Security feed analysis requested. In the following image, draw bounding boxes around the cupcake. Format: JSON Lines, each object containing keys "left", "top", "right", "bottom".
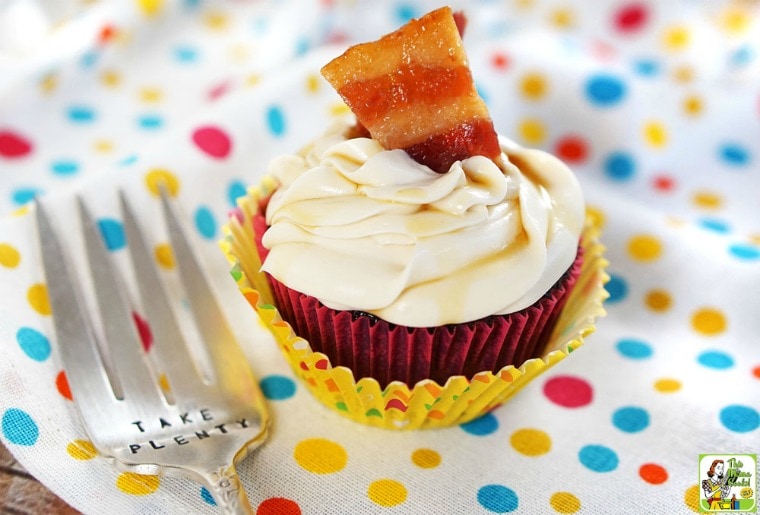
{"left": 222, "top": 7, "right": 607, "bottom": 429}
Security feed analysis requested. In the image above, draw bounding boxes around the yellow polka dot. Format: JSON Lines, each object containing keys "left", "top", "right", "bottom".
{"left": 293, "top": 438, "right": 347, "bottom": 474}
{"left": 100, "top": 70, "right": 121, "bottom": 88}
{"left": 628, "top": 234, "right": 663, "bottom": 262}
{"left": 585, "top": 205, "right": 606, "bottom": 230}
{"left": 116, "top": 472, "right": 160, "bottom": 495}
{"left": 139, "top": 87, "right": 162, "bottom": 103}
{"left": 154, "top": 243, "right": 175, "bottom": 269}
{"left": 643, "top": 121, "right": 668, "bottom": 149}
{"left": 644, "top": 289, "right": 672, "bottom": 312}
{"left": 245, "top": 74, "right": 261, "bottom": 88}
{"left": 67, "top": 440, "right": 97, "bottom": 460}
{"left": 518, "top": 118, "right": 547, "bottom": 145}
{"left": 750, "top": 233, "right": 760, "bottom": 246}
{"left": 367, "top": 479, "right": 407, "bottom": 507}
{"left": 691, "top": 190, "right": 723, "bottom": 210}
{"left": 684, "top": 484, "right": 700, "bottom": 513}
{"left": 515, "top": 0, "right": 535, "bottom": 9}
{"left": 203, "top": 11, "right": 228, "bottom": 30}
{"left": 683, "top": 94, "right": 703, "bottom": 116}
{"left": 519, "top": 72, "right": 548, "bottom": 101}
{"left": 228, "top": 44, "right": 250, "bottom": 62}
{"left": 27, "top": 284, "right": 51, "bottom": 316}
{"left": 510, "top": 428, "right": 551, "bottom": 457}
{"left": 0, "top": 243, "right": 21, "bottom": 268}
{"left": 550, "top": 491, "right": 581, "bottom": 513}
{"left": 158, "top": 373, "right": 171, "bottom": 395}
{"left": 305, "top": 74, "right": 321, "bottom": 94}
{"left": 672, "top": 65, "right": 694, "bottom": 83}
{"left": 654, "top": 378, "right": 681, "bottom": 393}
{"left": 93, "top": 140, "right": 114, "bottom": 153}
{"left": 136, "top": 0, "right": 163, "bottom": 17}
{"left": 40, "top": 73, "right": 58, "bottom": 94}
{"left": 411, "top": 448, "right": 441, "bottom": 469}
{"left": 691, "top": 307, "right": 727, "bottom": 336}
{"left": 549, "top": 8, "right": 574, "bottom": 29}
{"left": 662, "top": 25, "right": 690, "bottom": 51}
{"left": 719, "top": 8, "right": 750, "bottom": 34}
{"left": 12, "top": 205, "right": 29, "bottom": 217}
{"left": 145, "top": 169, "right": 180, "bottom": 197}
{"left": 330, "top": 102, "right": 352, "bottom": 117}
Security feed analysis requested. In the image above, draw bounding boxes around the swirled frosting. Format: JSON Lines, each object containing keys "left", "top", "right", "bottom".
{"left": 261, "top": 120, "right": 584, "bottom": 327}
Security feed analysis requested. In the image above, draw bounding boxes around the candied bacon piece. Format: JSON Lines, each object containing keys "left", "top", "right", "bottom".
{"left": 321, "top": 7, "right": 500, "bottom": 173}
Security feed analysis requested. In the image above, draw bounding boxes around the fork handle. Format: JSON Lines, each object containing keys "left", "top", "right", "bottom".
{"left": 201, "top": 464, "right": 254, "bottom": 514}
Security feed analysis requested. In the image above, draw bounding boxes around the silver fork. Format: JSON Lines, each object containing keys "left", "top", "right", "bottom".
{"left": 35, "top": 190, "right": 269, "bottom": 514}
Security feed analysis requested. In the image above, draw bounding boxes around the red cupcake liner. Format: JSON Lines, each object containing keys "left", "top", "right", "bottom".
{"left": 254, "top": 211, "right": 583, "bottom": 388}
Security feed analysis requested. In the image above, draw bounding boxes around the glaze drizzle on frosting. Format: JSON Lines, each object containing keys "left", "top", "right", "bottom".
{"left": 261, "top": 120, "right": 584, "bottom": 327}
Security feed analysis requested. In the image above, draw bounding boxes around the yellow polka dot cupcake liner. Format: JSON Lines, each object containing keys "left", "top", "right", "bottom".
{"left": 221, "top": 177, "right": 609, "bottom": 430}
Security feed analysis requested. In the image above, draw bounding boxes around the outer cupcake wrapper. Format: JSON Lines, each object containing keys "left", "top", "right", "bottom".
{"left": 221, "top": 176, "right": 609, "bottom": 430}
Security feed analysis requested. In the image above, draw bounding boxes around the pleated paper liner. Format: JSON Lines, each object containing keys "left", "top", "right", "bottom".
{"left": 221, "top": 176, "right": 609, "bottom": 429}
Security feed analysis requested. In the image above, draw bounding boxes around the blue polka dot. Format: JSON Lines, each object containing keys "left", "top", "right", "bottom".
{"left": 699, "top": 218, "right": 731, "bottom": 234}
{"left": 729, "top": 243, "right": 760, "bottom": 261}
{"left": 578, "top": 444, "right": 618, "bottom": 473}
{"left": 51, "top": 160, "right": 79, "bottom": 176}
{"left": 183, "top": 0, "right": 201, "bottom": 9}
{"left": 97, "top": 218, "right": 126, "bottom": 251}
{"left": 718, "top": 143, "right": 750, "bottom": 167}
{"left": 584, "top": 74, "right": 627, "bottom": 107}
{"left": 194, "top": 206, "right": 217, "bottom": 240}
{"left": 295, "top": 36, "right": 310, "bottom": 56}
{"left": 16, "top": 327, "right": 51, "bottom": 362}
{"left": 260, "top": 375, "right": 296, "bottom": 401}
{"left": 730, "top": 45, "right": 754, "bottom": 67}
{"left": 200, "top": 486, "right": 216, "bottom": 506}
{"left": 266, "top": 105, "right": 286, "bottom": 137}
{"left": 11, "top": 187, "right": 41, "bottom": 206}
{"left": 460, "top": 412, "right": 499, "bottom": 436}
{"left": 80, "top": 50, "right": 99, "bottom": 68}
{"left": 477, "top": 484, "right": 518, "bottom": 513}
{"left": 118, "top": 154, "right": 138, "bottom": 167}
{"left": 633, "top": 59, "right": 660, "bottom": 77}
{"left": 603, "top": 151, "right": 636, "bottom": 181}
{"left": 605, "top": 274, "right": 628, "bottom": 304}
{"left": 612, "top": 406, "right": 650, "bottom": 433}
{"left": 697, "top": 350, "right": 734, "bottom": 370}
{"left": 395, "top": 3, "right": 420, "bottom": 24}
{"left": 719, "top": 405, "right": 759, "bottom": 433}
{"left": 137, "top": 114, "right": 164, "bottom": 130}
{"left": 67, "top": 105, "right": 96, "bottom": 124}
{"left": 2, "top": 408, "right": 39, "bottom": 446}
{"left": 173, "top": 45, "right": 199, "bottom": 63}
{"left": 616, "top": 338, "right": 652, "bottom": 360}
{"left": 227, "top": 180, "right": 247, "bottom": 207}
{"left": 251, "top": 17, "right": 269, "bottom": 34}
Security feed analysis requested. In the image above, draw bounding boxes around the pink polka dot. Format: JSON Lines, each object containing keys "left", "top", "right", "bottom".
{"left": 208, "top": 80, "right": 231, "bottom": 101}
{"left": 192, "top": 126, "right": 232, "bottom": 159}
{"left": 613, "top": 3, "right": 650, "bottom": 34}
{"left": 543, "top": 375, "right": 593, "bottom": 408}
{"left": 132, "top": 311, "right": 152, "bottom": 352}
{"left": 0, "top": 130, "right": 33, "bottom": 158}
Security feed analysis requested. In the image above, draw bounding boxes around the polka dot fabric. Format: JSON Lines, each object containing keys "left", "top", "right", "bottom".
{"left": 0, "top": 1, "right": 758, "bottom": 513}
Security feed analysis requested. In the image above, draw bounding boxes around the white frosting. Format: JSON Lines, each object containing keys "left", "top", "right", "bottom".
{"left": 262, "top": 120, "right": 585, "bottom": 327}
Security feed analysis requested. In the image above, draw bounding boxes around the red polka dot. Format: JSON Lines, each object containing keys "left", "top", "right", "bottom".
{"left": 543, "top": 375, "right": 593, "bottom": 408}
{"left": 208, "top": 81, "right": 231, "bottom": 101}
{"left": 132, "top": 311, "right": 153, "bottom": 353}
{"left": 490, "top": 51, "right": 510, "bottom": 71}
{"left": 98, "top": 24, "right": 116, "bottom": 44}
{"left": 257, "top": 497, "right": 301, "bottom": 515}
{"left": 652, "top": 174, "right": 676, "bottom": 192}
{"left": 192, "top": 126, "right": 232, "bottom": 159}
{"left": 554, "top": 135, "right": 589, "bottom": 164}
{"left": 0, "top": 130, "right": 33, "bottom": 158}
{"left": 639, "top": 463, "right": 669, "bottom": 484}
{"left": 614, "top": 3, "right": 650, "bottom": 34}
{"left": 752, "top": 365, "right": 760, "bottom": 380}
{"left": 56, "top": 370, "right": 72, "bottom": 401}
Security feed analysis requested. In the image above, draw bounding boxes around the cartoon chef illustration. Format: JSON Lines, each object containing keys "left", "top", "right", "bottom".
{"left": 702, "top": 459, "right": 731, "bottom": 509}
